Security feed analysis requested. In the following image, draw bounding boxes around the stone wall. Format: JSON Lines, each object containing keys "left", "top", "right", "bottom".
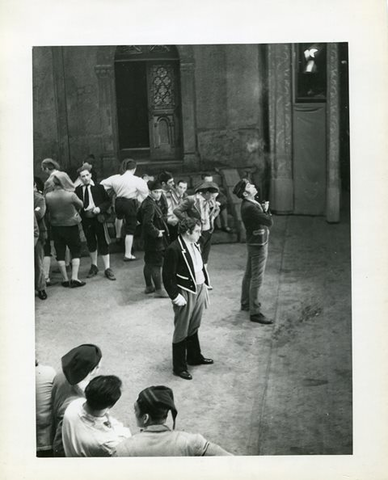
{"left": 33, "top": 47, "right": 58, "bottom": 168}
{"left": 194, "top": 44, "right": 266, "bottom": 171}
{"left": 33, "top": 44, "right": 268, "bottom": 178}
{"left": 62, "top": 47, "right": 102, "bottom": 168}
{"left": 33, "top": 46, "right": 103, "bottom": 177}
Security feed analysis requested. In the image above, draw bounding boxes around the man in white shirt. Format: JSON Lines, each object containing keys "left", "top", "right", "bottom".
{"left": 101, "top": 158, "right": 149, "bottom": 261}
{"left": 62, "top": 375, "right": 131, "bottom": 457}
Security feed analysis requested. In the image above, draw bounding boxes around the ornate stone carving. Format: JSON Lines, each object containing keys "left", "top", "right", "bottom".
{"left": 94, "top": 63, "right": 116, "bottom": 157}
{"left": 267, "top": 44, "right": 294, "bottom": 213}
{"left": 180, "top": 62, "right": 194, "bottom": 73}
{"left": 94, "top": 65, "right": 114, "bottom": 78}
{"left": 150, "top": 65, "right": 176, "bottom": 108}
{"left": 116, "top": 45, "right": 172, "bottom": 55}
{"left": 268, "top": 44, "right": 293, "bottom": 179}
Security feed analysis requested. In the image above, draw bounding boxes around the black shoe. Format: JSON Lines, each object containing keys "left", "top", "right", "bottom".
{"left": 144, "top": 286, "right": 156, "bottom": 294}
{"left": 104, "top": 268, "right": 116, "bottom": 281}
{"left": 61, "top": 281, "right": 70, "bottom": 288}
{"left": 187, "top": 358, "right": 214, "bottom": 366}
{"left": 87, "top": 264, "right": 99, "bottom": 278}
{"left": 37, "top": 290, "right": 47, "bottom": 300}
{"left": 70, "top": 280, "right": 86, "bottom": 288}
{"left": 173, "top": 370, "right": 192, "bottom": 380}
{"left": 250, "top": 313, "right": 273, "bottom": 324}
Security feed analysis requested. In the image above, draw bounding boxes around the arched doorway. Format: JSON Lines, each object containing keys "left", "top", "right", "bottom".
{"left": 114, "top": 45, "right": 183, "bottom": 161}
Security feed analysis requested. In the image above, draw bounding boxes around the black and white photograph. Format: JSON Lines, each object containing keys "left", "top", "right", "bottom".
{"left": 2, "top": 0, "right": 388, "bottom": 479}
{"left": 33, "top": 41, "right": 352, "bottom": 458}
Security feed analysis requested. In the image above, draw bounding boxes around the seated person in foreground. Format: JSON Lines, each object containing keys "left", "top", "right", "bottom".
{"left": 113, "top": 385, "right": 232, "bottom": 457}
{"left": 62, "top": 375, "right": 131, "bottom": 457}
{"left": 51, "top": 343, "right": 102, "bottom": 456}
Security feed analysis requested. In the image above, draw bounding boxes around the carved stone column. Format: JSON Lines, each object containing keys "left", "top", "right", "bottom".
{"left": 326, "top": 44, "right": 341, "bottom": 223}
{"left": 179, "top": 61, "right": 199, "bottom": 169}
{"left": 267, "top": 44, "right": 293, "bottom": 213}
{"left": 95, "top": 64, "right": 118, "bottom": 174}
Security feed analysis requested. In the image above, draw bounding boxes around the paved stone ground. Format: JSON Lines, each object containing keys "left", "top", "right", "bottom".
{"left": 35, "top": 212, "right": 352, "bottom": 456}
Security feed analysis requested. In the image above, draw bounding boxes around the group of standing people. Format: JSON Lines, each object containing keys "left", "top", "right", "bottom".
{"left": 34, "top": 158, "right": 224, "bottom": 301}
{"left": 35, "top": 156, "right": 275, "bottom": 427}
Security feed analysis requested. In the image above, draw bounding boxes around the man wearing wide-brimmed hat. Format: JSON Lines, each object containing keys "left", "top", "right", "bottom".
{"left": 173, "top": 180, "right": 220, "bottom": 267}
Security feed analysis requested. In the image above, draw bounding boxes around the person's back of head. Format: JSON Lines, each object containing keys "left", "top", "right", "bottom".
{"left": 85, "top": 375, "right": 122, "bottom": 410}
{"left": 120, "top": 158, "right": 137, "bottom": 174}
{"left": 51, "top": 171, "right": 76, "bottom": 192}
{"left": 61, "top": 344, "right": 102, "bottom": 386}
{"left": 135, "top": 385, "right": 177, "bottom": 429}
{"left": 41, "top": 158, "right": 60, "bottom": 173}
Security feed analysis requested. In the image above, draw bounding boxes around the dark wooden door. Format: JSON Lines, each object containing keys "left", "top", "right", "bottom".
{"left": 147, "top": 62, "right": 181, "bottom": 160}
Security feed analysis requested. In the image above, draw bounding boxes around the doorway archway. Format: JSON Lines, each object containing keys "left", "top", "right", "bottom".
{"left": 114, "top": 45, "right": 183, "bottom": 161}
{"left": 95, "top": 45, "right": 198, "bottom": 173}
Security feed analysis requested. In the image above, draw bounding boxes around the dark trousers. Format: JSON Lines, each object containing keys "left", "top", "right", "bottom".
{"left": 51, "top": 225, "right": 81, "bottom": 260}
{"left": 172, "top": 331, "right": 204, "bottom": 373}
{"left": 199, "top": 229, "right": 212, "bottom": 264}
{"left": 241, "top": 243, "right": 269, "bottom": 315}
{"left": 83, "top": 217, "right": 109, "bottom": 255}
{"left": 168, "top": 224, "right": 179, "bottom": 242}
{"left": 115, "top": 197, "right": 138, "bottom": 234}
{"left": 143, "top": 264, "right": 163, "bottom": 290}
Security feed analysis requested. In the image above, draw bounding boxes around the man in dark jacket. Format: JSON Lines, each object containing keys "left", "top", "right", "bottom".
{"left": 162, "top": 218, "right": 213, "bottom": 380}
{"left": 233, "top": 179, "right": 274, "bottom": 325}
{"left": 139, "top": 180, "right": 170, "bottom": 297}
{"left": 75, "top": 163, "right": 116, "bottom": 280}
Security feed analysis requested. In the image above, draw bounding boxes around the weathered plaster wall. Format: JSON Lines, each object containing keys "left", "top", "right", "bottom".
{"left": 194, "top": 44, "right": 266, "bottom": 170}
{"left": 62, "top": 47, "right": 102, "bottom": 168}
{"left": 195, "top": 45, "right": 227, "bottom": 130}
{"left": 33, "top": 46, "right": 104, "bottom": 177}
{"left": 33, "top": 47, "right": 58, "bottom": 172}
